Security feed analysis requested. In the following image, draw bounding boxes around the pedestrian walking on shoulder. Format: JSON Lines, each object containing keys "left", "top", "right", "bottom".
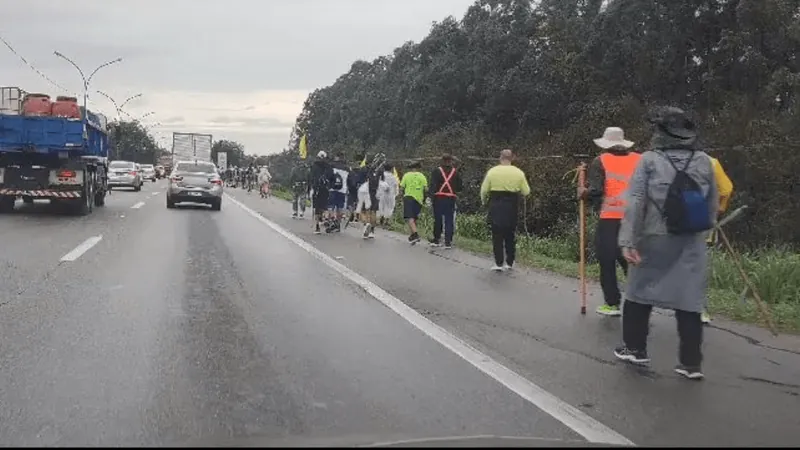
{"left": 578, "top": 127, "right": 640, "bottom": 317}
{"left": 615, "top": 107, "right": 718, "bottom": 380}
{"left": 480, "top": 149, "right": 531, "bottom": 271}
{"left": 308, "top": 151, "right": 336, "bottom": 235}
{"left": 377, "top": 163, "right": 399, "bottom": 226}
{"left": 399, "top": 161, "right": 427, "bottom": 245}
{"left": 429, "top": 154, "right": 462, "bottom": 249}
{"left": 289, "top": 162, "right": 310, "bottom": 218}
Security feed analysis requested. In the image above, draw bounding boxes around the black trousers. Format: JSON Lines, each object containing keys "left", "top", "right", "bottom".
{"left": 595, "top": 218, "right": 628, "bottom": 306}
{"left": 432, "top": 197, "right": 456, "bottom": 245}
{"left": 623, "top": 300, "right": 704, "bottom": 367}
{"left": 491, "top": 224, "right": 516, "bottom": 267}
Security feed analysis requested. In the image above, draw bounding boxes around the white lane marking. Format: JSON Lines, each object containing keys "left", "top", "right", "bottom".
{"left": 151, "top": 191, "right": 160, "bottom": 196}
{"left": 60, "top": 235, "right": 103, "bottom": 262}
{"left": 225, "top": 195, "right": 634, "bottom": 446}
{"left": 131, "top": 202, "right": 145, "bottom": 209}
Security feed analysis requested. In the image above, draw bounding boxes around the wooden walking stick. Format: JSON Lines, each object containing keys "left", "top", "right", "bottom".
{"left": 578, "top": 163, "right": 588, "bottom": 314}
{"left": 716, "top": 226, "right": 779, "bottom": 337}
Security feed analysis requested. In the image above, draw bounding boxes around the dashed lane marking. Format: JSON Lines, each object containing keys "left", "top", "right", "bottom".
{"left": 60, "top": 235, "right": 103, "bottom": 262}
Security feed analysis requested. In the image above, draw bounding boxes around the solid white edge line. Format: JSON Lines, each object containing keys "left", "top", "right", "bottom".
{"left": 60, "top": 235, "right": 103, "bottom": 262}
{"left": 225, "top": 194, "right": 635, "bottom": 447}
{"left": 131, "top": 202, "right": 145, "bottom": 209}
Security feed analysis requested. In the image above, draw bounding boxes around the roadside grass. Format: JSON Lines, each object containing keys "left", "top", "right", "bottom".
{"left": 271, "top": 188, "right": 800, "bottom": 333}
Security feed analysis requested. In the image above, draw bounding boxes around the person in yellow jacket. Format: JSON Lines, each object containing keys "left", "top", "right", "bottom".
{"left": 703, "top": 155, "right": 734, "bottom": 324}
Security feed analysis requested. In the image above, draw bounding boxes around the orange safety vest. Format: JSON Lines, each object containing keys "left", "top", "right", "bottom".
{"left": 599, "top": 152, "right": 641, "bottom": 219}
{"left": 435, "top": 167, "right": 457, "bottom": 197}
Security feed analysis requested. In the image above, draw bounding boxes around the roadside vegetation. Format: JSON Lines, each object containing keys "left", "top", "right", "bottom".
{"left": 265, "top": 0, "right": 800, "bottom": 333}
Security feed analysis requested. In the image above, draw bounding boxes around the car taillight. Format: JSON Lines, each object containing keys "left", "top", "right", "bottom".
{"left": 210, "top": 178, "right": 222, "bottom": 185}
{"left": 130, "top": 171, "right": 138, "bottom": 176}
{"left": 170, "top": 176, "right": 183, "bottom": 182}
{"left": 57, "top": 169, "right": 76, "bottom": 178}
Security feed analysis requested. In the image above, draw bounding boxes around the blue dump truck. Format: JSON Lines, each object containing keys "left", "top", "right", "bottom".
{"left": 0, "top": 105, "right": 109, "bottom": 215}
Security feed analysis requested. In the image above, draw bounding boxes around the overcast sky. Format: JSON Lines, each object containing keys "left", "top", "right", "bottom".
{"left": 1, "top": 0, "right": 475, "bottom": 155}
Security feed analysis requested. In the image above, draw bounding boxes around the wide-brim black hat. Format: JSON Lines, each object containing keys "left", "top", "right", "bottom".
{"left": 647, "top": 106, "right": 697, "bottom": 139}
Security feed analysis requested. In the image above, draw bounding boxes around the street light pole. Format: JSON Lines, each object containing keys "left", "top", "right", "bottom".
{"left": 119, "top": 93, "right": 142, "bottom": 111}
{"left": 53, "top": 51, "right": 122, "bottom": 117}
{"left": 136, "top": 111, "right": 155, "bottom": 121}
{"left": 95, "top": 90, "right": 121, "bottom": 121}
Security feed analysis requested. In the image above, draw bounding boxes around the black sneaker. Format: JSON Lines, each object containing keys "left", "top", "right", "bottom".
{"left": 444, "top": 243, "right": 453, "bottom": 249}
{"left": 409, "top": 233, "right": 421, "bottom": 245}
{"left": 674, "top": 365, "right": 704, "bottom": 380}
{"left": 292, "top": 213, "right": 298, "bottom": 219}
{"left": 429, "top": 240, "right": 441, "bottom": 248}
{"left": 614, "top": 346, "right": 650, "bottom": 365}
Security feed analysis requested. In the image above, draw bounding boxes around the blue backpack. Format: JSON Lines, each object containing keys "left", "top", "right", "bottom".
{"left": 658, "top": 152, "right": 713, "bottom": 234}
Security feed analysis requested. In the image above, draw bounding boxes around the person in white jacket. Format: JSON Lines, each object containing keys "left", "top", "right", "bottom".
{"left": 377, "top": 163, "right": 399, "bottom": 226}
{"left": 258, "top": 166, "right": 272, "bottom": 198}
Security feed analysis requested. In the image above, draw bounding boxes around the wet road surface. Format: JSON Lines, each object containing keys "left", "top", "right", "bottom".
{"left": 0, "top": 181, "right": 798, "bottom": 447}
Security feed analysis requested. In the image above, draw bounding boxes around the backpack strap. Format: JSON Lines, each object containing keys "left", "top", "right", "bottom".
{"left": 648, "top": 150, "right": 698, "bottom": 216}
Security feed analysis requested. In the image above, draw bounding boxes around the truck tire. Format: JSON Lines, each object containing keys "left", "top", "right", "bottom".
{"left": 74, "top": 179, "right": 94, "bottom": 216}
{"left": 0, "top": 197, "right": 14, "bottom": 213}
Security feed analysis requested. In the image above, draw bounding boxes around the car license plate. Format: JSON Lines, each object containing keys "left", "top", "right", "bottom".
{"left": 188, "top": 192, "right": 202, "bottom": 197}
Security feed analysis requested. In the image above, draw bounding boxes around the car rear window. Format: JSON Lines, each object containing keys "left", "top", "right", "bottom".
{"left": 141, "top": 165, "right": 154, "bottom": 169}
{"left": 175, "top": 163, "right": 216, "bottom": 174}
{"left": 109, "top": 161, "right": 134, "bottom": 169}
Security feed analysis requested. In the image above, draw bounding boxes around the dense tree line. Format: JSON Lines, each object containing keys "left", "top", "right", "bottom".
{"left": 108, "top": 121, "right": 170, "bottom": 164}
{"left": 272, "top": 0, "right": 799, "bottom": 247}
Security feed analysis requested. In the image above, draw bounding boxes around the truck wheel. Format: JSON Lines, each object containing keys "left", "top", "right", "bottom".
{"left": 75, "top": 180, "right": 94, "bottom": 216}
{"left": 0, "top": 197, "right": 14, "bottom": 213}
{"left": 94, "top": 189, "right": 106, "bottom": 207}
{"left": 22, "top": 196, "right": 34, "bottom": 204}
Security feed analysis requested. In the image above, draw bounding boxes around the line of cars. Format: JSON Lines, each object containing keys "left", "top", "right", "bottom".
{"left": 107, "top": 159, "right": 224, "bottom": 211}
{"left": 107, "top": 160, "right": 158, "bottom": 191}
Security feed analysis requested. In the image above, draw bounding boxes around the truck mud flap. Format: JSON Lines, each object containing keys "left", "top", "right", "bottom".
{"left": 0, "top": 189, "right": 81, "bottom": 198}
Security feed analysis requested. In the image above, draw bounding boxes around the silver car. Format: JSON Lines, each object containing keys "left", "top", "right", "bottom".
{"left": 140, "top": 164, "right": 157, "bottom": 182}
{"left": 107, "top": 160, "right": 143, "bottom": 191}
{"left": 166, "top": 160, "right": 223, "bottom": 210}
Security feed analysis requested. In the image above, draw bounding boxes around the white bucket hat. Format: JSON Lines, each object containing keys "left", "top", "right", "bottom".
{"left": 593, "top": 127, "right": 634, "bottom": 149}
{"left": 317, "top": 150, "right": 327, "bottom": 159}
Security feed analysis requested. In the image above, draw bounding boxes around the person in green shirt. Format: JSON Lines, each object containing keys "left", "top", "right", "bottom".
{"left": 400, "top": 161, "right": 428, "bottom": 244}
{"left": 480, "top": 149, "right": 531, "bottom": 271}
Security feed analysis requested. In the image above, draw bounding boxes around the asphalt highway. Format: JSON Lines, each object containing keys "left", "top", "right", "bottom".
{"left": 0, "top": 181, "right": 797, "bottom": 447}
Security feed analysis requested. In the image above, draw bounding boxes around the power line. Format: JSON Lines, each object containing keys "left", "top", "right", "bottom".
{"left": 0, "top": 33, "right": 102, "bottom": 109}
{"left": 0, "top": 34, "right": 75, "bottom": 94}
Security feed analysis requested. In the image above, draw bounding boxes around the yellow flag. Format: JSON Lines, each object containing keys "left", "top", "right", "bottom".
{"left": 360, "top": 156, "right": 367, "bottom": 167}
{"left": 393, "top": 167, "right": 399, "bottom": 181}
{"left": 299, "top": 135, "right": 308, "bottom": 159}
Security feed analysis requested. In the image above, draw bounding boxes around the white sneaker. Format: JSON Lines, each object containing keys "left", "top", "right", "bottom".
{"left": 503, "top": 263, "right": 513, "bottom": 271}
{"left": 490, "top": 265, "right": 504, "bottom": 272}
